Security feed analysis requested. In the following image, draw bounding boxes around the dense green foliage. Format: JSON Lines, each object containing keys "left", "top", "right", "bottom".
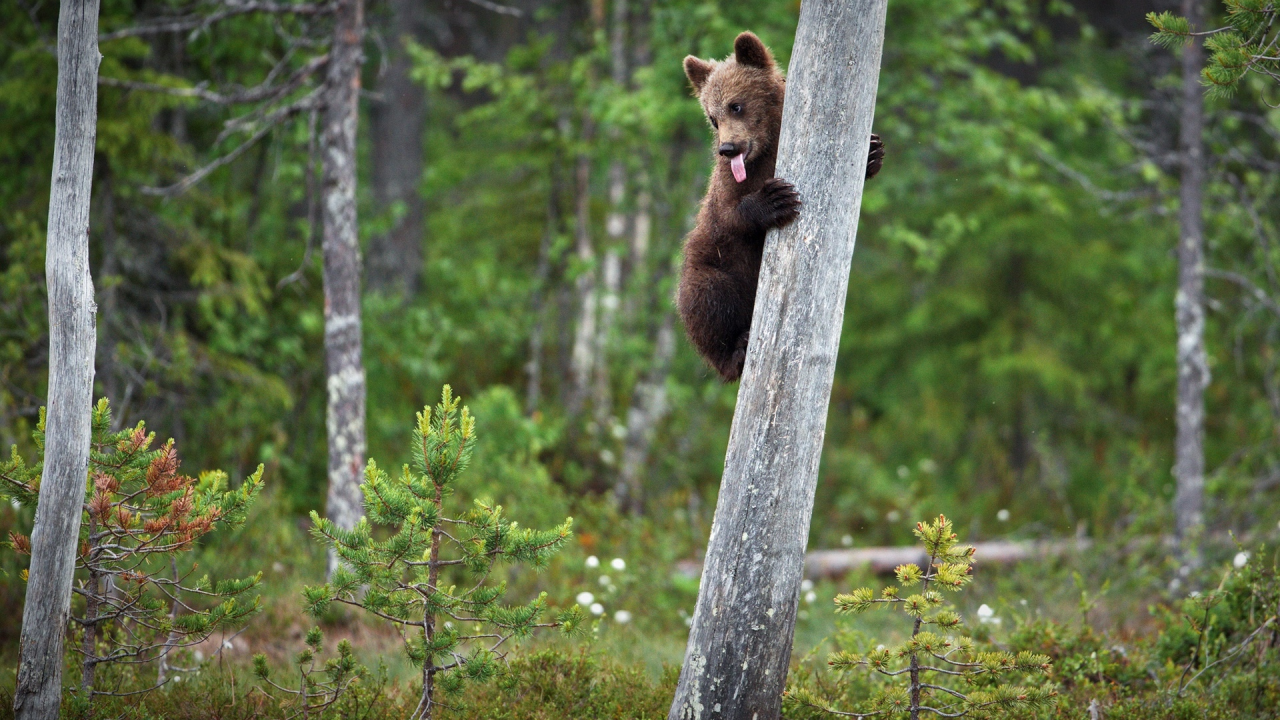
{"left": 1, "top": 0, "right": 1277, "bottom": 543}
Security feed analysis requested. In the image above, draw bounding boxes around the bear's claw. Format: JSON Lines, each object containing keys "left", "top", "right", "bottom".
{"left": 756, "top": 178, "right": 802, "bottom": 229}
{"left": 866, "top": 133, "right": 885, "bottom": 180}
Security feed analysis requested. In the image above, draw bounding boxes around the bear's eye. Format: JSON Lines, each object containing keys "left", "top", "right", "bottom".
{"left": 708, "top": 116, "right": 718, "bottom": 129}
{"left": 730, "top": 103, "right": 743, "bottom": 114}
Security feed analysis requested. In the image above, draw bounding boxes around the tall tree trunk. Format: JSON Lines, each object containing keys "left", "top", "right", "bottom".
{"left": 667, "top": 3, "right": 886, "bottom": 718}
{"left": 366, "top": 0, "right": 425, "bottom": 296}
{"left": 321, "top": 0, "right": 367, "bottom": 578}
{"left": 590, "top": 0, "right": 631, "bottom": 429}
{"left": 526, "top": 166, "right": 561, "bottom": 415}
{"left": 14, "top": 0, "right": 101, "bottom": 716}
{"left": 566, "top": 149, "right": 596, "bottom": 419}
{"left": 1174, "top": 0, "right": 1208, "bottom": 554}
{"left": 614, "top": 313, "right": 674, "bottom": 513}
{"left": 95, "top": 168, "right": 124, "bottom": 427}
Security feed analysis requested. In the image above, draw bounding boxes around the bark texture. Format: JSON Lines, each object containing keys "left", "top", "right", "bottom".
{"left": 322, "top": 0, "right": 367, "bottom": 577}
{"left": 667, "top": 2, "right": 886, "bottom": 717}
{"left": 14, "top": 0, "right": 101, "bottom": 715}
{"left": 366, "top": 0, "right": 425, "bottom": 296}
{"left": 1174, "top": 0, "right": 1208, "bottom": 549}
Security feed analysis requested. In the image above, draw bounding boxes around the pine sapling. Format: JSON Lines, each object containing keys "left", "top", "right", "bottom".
{"left": 304, "top": 386, "right": 586, "bottom": 720}
{"left": 253, "top": 627, "right": 366, "bottom": 720}
{"left": 1, "top": 399, "right": 264, "bottom": 710}
{"left": 786, "top": 515, "right": 1056, "bottom": 719}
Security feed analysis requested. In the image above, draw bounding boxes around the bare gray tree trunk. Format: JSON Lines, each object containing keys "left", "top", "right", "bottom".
{"left": 14, "top": 0, "right": 101, "bottom": 715}
{"left": 322, "top": 0, "right": 367, "bottom": 577}
{"left": 667, "top": 2, "right": 886, "bottom": 718}
{"left": 1174, "top": 0, "right": 1208, "bottom": 553}
{"left": 366, "top": 0, "right": 425, "bottom": 296}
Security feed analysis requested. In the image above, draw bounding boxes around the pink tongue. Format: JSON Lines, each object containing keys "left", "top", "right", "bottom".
{"left": 731, "top": 153, "right": 747, "bottom": 183}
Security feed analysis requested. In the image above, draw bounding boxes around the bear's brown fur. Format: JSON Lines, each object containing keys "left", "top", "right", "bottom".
{"left": 676, "top": 31, "right": 883, "bottom": 381}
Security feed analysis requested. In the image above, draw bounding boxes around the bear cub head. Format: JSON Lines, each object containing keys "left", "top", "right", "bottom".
{"left": 683, "top": 32, "right": 785, "bottom": 186}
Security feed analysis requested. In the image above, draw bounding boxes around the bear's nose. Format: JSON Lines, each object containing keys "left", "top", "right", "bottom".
{"left": 718, "top": 142, "right": 740, "bottom": 158}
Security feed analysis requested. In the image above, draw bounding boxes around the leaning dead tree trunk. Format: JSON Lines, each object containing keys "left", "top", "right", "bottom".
{"left": 667, "top": 2, "right": 886, "bottom": 719}
{"left": 1174, "top": 0, "right": 1208, "bottom": 558}
{"left": 14, "top": 0, "right": 101, "bottom": 716}
{"left": 322, "top": 0, "right": 367, "bottom": 577}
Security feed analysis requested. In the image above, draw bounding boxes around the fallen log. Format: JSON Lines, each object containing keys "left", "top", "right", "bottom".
{"left": 671, "top": 539, "right": 1093, "bottom": 582}
{"left": 804, "top": 539, "right": 1093, "bottom": 579}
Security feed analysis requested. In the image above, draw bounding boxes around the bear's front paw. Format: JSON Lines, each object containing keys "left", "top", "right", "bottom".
{"left": 754, "top": 178, "right": 802, "bottom": 229}
{"left": 866, "top": 133, "right": 884, "bottom": 180}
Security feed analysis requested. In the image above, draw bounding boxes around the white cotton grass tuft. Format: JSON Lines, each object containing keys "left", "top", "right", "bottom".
{"left": 804, "top": 591, "right": 817, "bottom": 604}
{"left": 589, "top": 602, "right": 605, "bottom": 616}
{"left": 1234, "top": 551, "right": 1250, "bottom": 569}
{"left": 614, "top": 610, "right": 632, "bottom": 624}
{"left": 996, "top": 509, "right": 1010, "bottom": 522}
{"left": 977, "top": 604, "right": 1002, "bottom": 625}
{"left": 611, "top": 557, "right": 626, "bottom": 571}
{"left": 599, "top": 575, "right": 611, "bottom": 586}
{"left": 585, "top": 555, "right": 600, "bottom": 569}
{"left": 576, "top": 591, "right": 595, "bottom": 606}
{"left": 801, "top": 579, "right": 814, "bottom": 593}
{"left": 841, "top": 534, "right": 854, "bottom": 547}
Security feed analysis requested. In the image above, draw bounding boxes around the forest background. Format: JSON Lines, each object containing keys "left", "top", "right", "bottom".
{"left": 1, "top": 0, "right": 1280, "bottom": 715}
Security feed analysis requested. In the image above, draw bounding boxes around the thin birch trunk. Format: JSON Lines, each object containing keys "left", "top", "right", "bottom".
{"left": 322, "top": 0, "right": 367, "bottom": 578}
{"left": 614, "top": 314, "right": 675, "bottom": 513}
{"left": 14, "top": 0, "right": 100, "bottom": 716}
{"left": 566, "top": 149, "right": 596, "bottom": 418}
{"left": 667, "top": 2, "right": 886, "bottom": 717}
{"left": 1174, "top": 0, "right": 1209, "bottom": 554}
{"left": 525, "top": 167, "right": 561, "bottom": 415}
{"left": 590, "top": 0, "right": 631, "bottom": 428}
{"left": 592, "top": 230, "right": 622, "bottom": 428}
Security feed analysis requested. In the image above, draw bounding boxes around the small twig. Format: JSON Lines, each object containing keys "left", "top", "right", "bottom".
{"left": 462, "top": 0, "right": 523, "bottom": 16}
{"left": 142, "top": 88, "right": 321, "bottom": 197}
{"left": 1206, "top": 268, "right": 1280, "bottom": 319}
{"left": 99, "top": 0, "right": 335, "bottom": 42}
{"left": 99, "top": 53, "right": 327, "bottom": 107}
{"left": 1178, "top": 616, "right": 1276, "bottom": 696}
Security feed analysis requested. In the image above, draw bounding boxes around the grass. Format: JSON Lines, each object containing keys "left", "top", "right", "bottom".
{"left": 3, "top": 487, "right": 1280, "bottom": 718}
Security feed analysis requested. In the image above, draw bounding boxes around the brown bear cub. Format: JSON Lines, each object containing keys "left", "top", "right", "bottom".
{"left": 676, "top": 31, "right": 884, "bottom": 381}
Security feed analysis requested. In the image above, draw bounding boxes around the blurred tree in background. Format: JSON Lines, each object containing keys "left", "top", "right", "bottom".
{"left": 1, "top": 0, "right": 1278, "bottom": 588}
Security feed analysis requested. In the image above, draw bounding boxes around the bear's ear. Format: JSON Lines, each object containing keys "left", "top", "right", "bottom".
{"left": 733, "top": 32, "right": 774, "bottom": 69}
{"left": 684, "top": 56, "right": 714, "bottom": 93}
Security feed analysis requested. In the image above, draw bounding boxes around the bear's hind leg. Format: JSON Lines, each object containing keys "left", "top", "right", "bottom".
{"left": 716, "top": 330, "right": 750, "bottom": 382}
